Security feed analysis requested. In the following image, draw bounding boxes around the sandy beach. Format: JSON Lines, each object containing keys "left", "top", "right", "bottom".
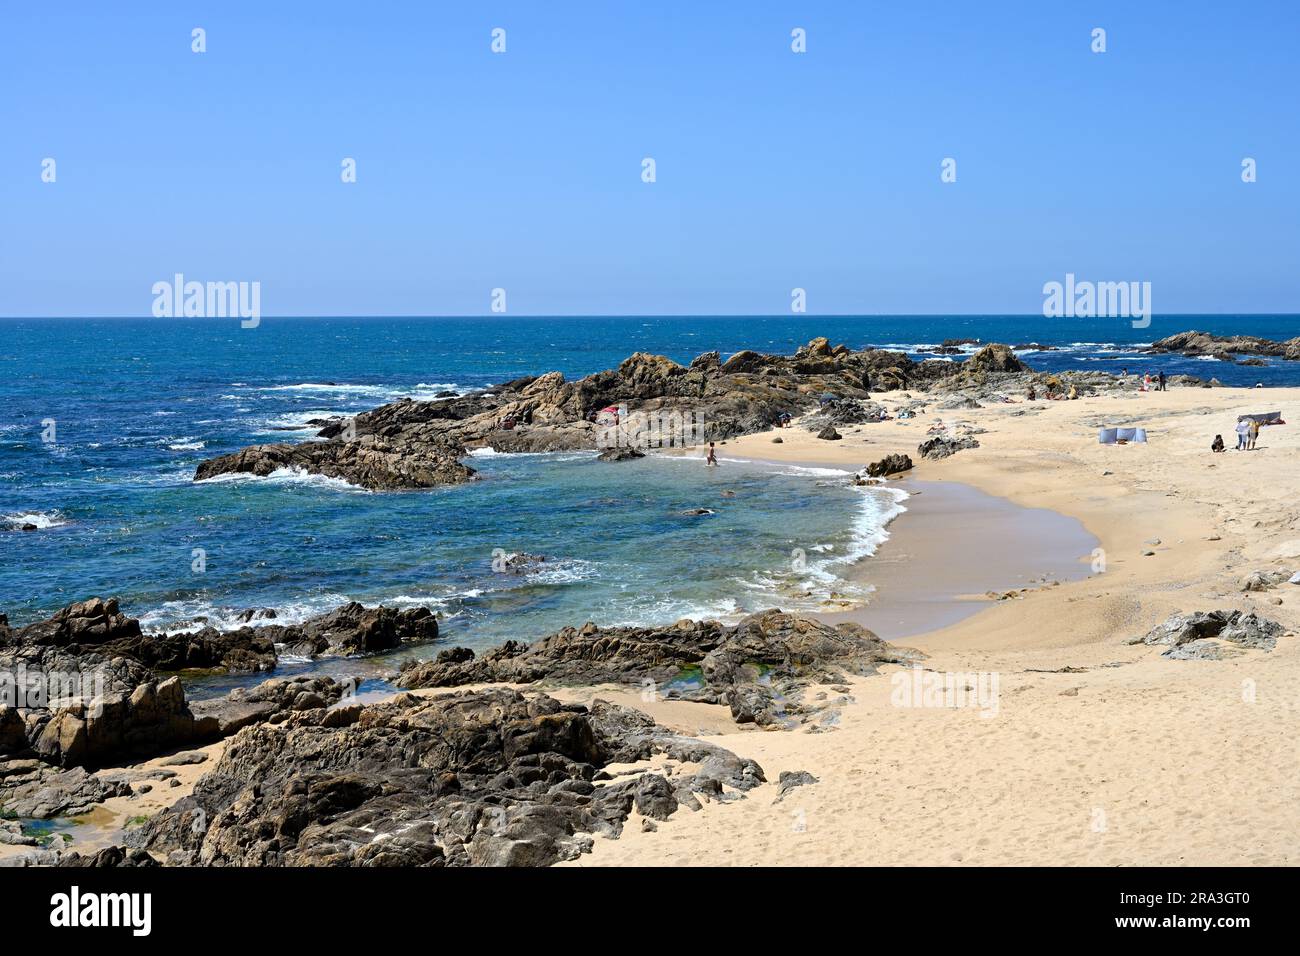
{"left": 552, "top": 384, "right": 1300, "bottom": 866}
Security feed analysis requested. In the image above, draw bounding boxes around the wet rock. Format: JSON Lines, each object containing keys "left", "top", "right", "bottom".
{"left": 271, "top": 603, "right": 438, "bottom": 658}
{"left": 596, "top": 447, "right": 645, "bottom": 462}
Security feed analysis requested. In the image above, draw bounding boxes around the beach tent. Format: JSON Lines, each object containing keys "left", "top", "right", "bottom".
{"left": 1244, "top": 411, "right": 1284, "bottom": 425}
{"left": 1098, "top": 427, "right": 1148, "bottom": 444}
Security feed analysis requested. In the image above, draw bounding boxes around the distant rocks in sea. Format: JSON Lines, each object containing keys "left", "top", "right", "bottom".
{"left": 1149, "top": 330, "right": 1300, "bottom": 362}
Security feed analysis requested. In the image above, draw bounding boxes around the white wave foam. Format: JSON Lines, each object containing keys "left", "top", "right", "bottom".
{"left": 138, "top": 594, "right": 353, "bottom": 635}
{"left": 4, "top": 510, "right": 67, "bottom": 530}
{"left": 195, "top": 466, "right": 369, "bottom": 493}
{"left": 168, "top": 440, "right": 206, "bottom": 451}
{"left": 255, "top": 382, "right": 464, "bottom": 401}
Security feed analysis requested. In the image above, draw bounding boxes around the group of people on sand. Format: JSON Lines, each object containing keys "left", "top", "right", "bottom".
{"left": 1212, "top": 417, "right": 1262, "bottom": 453}
{"left": 1119, "top": 368, "right": 1167, "bottom": 392}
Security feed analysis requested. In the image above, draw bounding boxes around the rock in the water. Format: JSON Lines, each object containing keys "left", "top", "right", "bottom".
{"left": 596, "top": 447, "right": 645, "bottom": 462}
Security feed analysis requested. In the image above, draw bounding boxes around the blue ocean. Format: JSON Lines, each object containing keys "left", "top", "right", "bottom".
{"left": 2, "top": 314, "right": 1296, "bottom": 675}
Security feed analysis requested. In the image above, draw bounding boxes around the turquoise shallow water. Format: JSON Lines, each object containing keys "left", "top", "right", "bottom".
{"left": 0, "top": 315, "right": 1293, "bottom": 658}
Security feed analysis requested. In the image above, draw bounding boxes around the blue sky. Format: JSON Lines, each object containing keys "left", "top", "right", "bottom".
{"left": 1, "top": 1, "right": 1296, "bottom": 316}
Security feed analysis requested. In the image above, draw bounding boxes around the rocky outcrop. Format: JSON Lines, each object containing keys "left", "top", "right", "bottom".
{"left": 193, "top": 339, "right": 1042, "bottom": 490}
{"left": 918, "top": 435, "right": 980, "bottom": 460}
{"left": 0, "top": 597, "right": 277, "bottom": 674}
{"left": 254, "top": 603, "right": 438, "bottom": 659}
{"left": 0, "top": 597, "right": 139, "bottom": 649}
{"left": 194, "top": 435, "right": 476, "bottom": 491}
{"left": 863, "top": 454, "right": 913, "bottom": 478}
{"left": 398, "top": 610, "right": 919, "bottom": 729}
{"left": 1149, "top": 331, "right": 1300, "bottom": 362}
{"left": 1241, "top": 568, "right": 1294, "bottom": 592}
{"left": 1128, "top": 610, "right": 1289, "bottom": 660}
{"left": 965, "top": 343, "right": 1027, "bottom": 374}
{"left": 140, "top": 688, "right": 765, "bottom": 867}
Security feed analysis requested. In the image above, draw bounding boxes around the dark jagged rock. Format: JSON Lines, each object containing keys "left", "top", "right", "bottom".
{"left": 596, "top": 447, "right": 645, "bottom": 462}
{"left": 774, "top": 770, "right": 819, "bottom": 802}
{"left": 816, "top": 425, "right": 842, "bottom": 441}
{"left": 60, "top": 846, "right": 160, "bottom": 867}
{"left": 194, "top": 435, "right": 475, "bottom": 491}
{"left": 1128, "top": 610, "right": 1289, "bottom": 660}
{"left": 265, "top": 603, "right": 438, "bottom": 659}
{"left": 0, "top": 764, "right": 134, "bottom": 818}
{"left": 140, "top": 688, "right": 765, "bottom": 867}
{"left": 188, "top": 675, "right": 353, "bottom": 739}
{"left": 917, "top": 435, "right": 981, "bottom": 460}
{"left": 864, "top": 453, "right": 913, "bottom": 478}
{"left": 1, "top": 597, "right": 277, "bottom": 674}
{"left": 1149, "top": 331, "right": 1300, "bottom": 361}
{"left": 964, "top": 343, "right": 1027, "bottom": 374}
{"left": 398, "top": 610, "right": 919, "bottom": 729}
{"left": 2, "top": 597, "right": 140, "bottom": 649}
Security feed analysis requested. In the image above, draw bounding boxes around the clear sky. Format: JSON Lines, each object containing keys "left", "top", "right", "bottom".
{"left": 1, "top": 1, "right": 1296, "bottom": 317}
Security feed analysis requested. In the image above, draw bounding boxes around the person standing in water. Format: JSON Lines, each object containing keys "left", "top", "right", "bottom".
{"left": 706, "top": 442, "right": 718, "bottom": 466}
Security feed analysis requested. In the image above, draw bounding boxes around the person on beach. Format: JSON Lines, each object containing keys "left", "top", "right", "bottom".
{"left": 1158, "top": 371, "right": 1167, "bottom": 391}
{"left": 1235, "top": 417, "right": 1250, "bottom": 450}
{"left": 706, "top": 442, "right": 718, "bottom": 466}
{"left": 1211, "top": 434, "right": 1225, "bottom": 453}
{"left": 1248, "top": 418, "right": 1261, "bottom": 450}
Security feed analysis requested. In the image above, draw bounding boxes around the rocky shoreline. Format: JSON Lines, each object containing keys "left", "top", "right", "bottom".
{"left": 1, "top": 591, "right": 914, "bottom": 867}
{"left": 191, "top": 336, "right": 1211, "bottom": 491}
